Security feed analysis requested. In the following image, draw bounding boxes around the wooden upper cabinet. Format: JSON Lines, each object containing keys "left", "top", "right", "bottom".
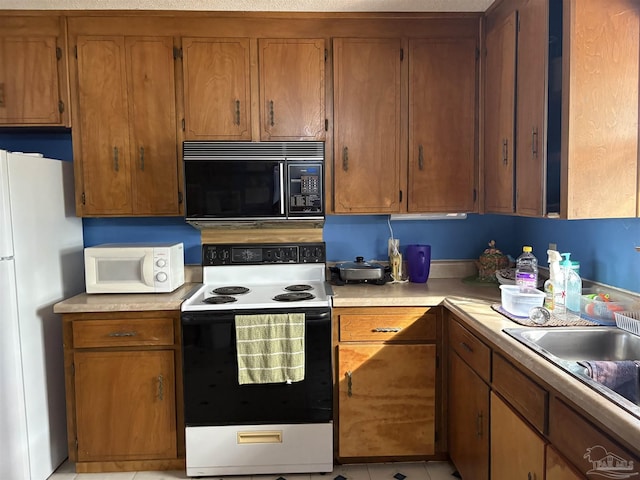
{"left": 515, "top": 0, "right": 548, "bottom": 216}
{"left": 182, "top": 38, "right": 251, "bottom": 140}
{"left": 483, "top": 10, "right": 517, "bottom": 214}
{"left": 74, "top": 35, "right": 180, "bottom": 216}
{"left": 0, "top": 17, "right": 68, "bottom": 126}
{"left": 125, "top": 37, "right": 180, "bottom": 215}
{"left": 258, "top": 38, "right": 325, "bottom": 141}
{"left": 408, "top": 38, "right": 477, "bottom": 213}
{"left": 333, "top": 38, "right": 402, "bottom": 214}
{"left": 76, "top": 36, "right": 131, "bottom": 215}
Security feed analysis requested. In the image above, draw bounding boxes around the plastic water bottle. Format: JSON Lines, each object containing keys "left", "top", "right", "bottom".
{"left": 515, "top": 246, "right": 538, "bottom": 291}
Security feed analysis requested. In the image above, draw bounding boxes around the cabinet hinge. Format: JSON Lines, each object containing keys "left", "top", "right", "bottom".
{"left": 400, "top": 48, "right": 404, "bottom": 61}
{"left": 81, "top": 192, "right": 86, "bottom": 205}
{"left": 325, "top": 119, "right": 328, "bottom": 131}
{"left": 74, "top": 45, "right": 77, "bottom": 59}
{"left": 173, "top": 47, "right": 183, "bottom": 59}
{"left": 178, "top": 191, "right": 183, "bottom": 204}
{"left": 56, "top": 47, "right": 62, "bottom": 60}
{"left": 58, "top": 100, "right": 64, "bottom": 114}
{"left": 324, "top": 48, "right": 328, "bottom": 62}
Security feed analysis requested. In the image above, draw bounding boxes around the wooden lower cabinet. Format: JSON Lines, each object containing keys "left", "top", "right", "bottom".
{"left": 448, "top": 351, "right": 489, "bottom": 480}
{"left": 490, "top": 392, "right": 545, "bottom": 480}
{"left": 546, "top": 445, "right": 587, "bottom": 480}
{"left": 62, "top": 311, "right": 184, "bottom": 473}
{"left": 333, "top": 306, "right": 440, "bottom": 460}
{"left": 74, "top": 350, "right": 176, "bottom": 462}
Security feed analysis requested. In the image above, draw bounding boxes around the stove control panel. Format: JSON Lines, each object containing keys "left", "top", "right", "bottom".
{"left": 203, "top": 243, "right": 326, "bottom": 266}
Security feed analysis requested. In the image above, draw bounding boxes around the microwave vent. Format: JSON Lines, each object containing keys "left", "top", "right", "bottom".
{"left": 184, "top": 141, "right": 324, "bottom": 160}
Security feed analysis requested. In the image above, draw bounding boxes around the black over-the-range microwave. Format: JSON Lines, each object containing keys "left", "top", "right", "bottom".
{"left": 183, "top": 141, "right": 324, "bottom": 226}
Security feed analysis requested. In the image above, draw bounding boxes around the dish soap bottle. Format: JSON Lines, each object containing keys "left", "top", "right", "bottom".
{"left": 561, "top": 252, "right": 582, "bottom": 315}
{"left": 516, "top": 246, "right": 538, "bottom": 291}
{"left": 544, "top": 249, "right": 565, "bottom": 314}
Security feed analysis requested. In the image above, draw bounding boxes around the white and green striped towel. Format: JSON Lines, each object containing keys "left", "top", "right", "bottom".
{"left": 235, "top": 313, "right": 305, "bottom": 385}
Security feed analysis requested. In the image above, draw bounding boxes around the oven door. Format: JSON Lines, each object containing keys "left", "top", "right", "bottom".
{"left": 181, "top": 307, "right": 332, "bottom": 426}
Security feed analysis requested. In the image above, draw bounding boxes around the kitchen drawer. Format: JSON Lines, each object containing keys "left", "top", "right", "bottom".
{"left": 492, "top": 353, "right": 548, "bottom": 434}
{"left": 338, "top": 308, "right": 437, "bottom": 342}
{"left": 72, "top": 318, "right": 175, "bottom": 348}
{"left": 449, "top": 318, "right": 491, "bottom": 382}
{"left": 549, "top": 397, "right": 639, "bottom": 478}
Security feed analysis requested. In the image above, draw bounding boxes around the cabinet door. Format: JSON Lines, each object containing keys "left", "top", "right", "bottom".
{"left": 76, "top": 36, "right": 132, "bottom": 215}
{"left": 490, "top": 392, "right": 545, "bottom": 480}
{"left": 546, "top": 446, "right": 587, "bottom": 480}
{"left": 448, "top": 351, "right": 489, "bottom": 480}
{"left": 182, "top": 38, "right": 251, "bottom": 140}
{"left": 483, "top": 11, "right": 517, "bottom": 214}
{"left": 515, "top": 0, "right": 548, "bottom": 216}
{"left": 333, "top": 38, "right": 402, "bottom": 213}
{"left": 0, "top": 36, "right": 62, "bottom": 124}
{"left": 408, "top": 38, "right": 477, "bottom": 213}
{"left": 337, "top": 343, "right": 436, "bottom": 458}
{"left": 259, "top": 38, "right": 325, "bottom": 141}
{"left": 125, "top": 37, "right": 180, "bottom": 215}
{"left": 74, "top": 350, "right": 177, "bottom": 461}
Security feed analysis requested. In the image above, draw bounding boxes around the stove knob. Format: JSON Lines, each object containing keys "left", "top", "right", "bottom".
{"left": 156, "top": 272, "right": 168, "bottom": 282}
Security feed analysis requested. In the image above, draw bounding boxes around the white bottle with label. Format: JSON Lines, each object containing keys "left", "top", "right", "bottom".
{"left": 515, "top": 246, "right": 538, "bottom": 291}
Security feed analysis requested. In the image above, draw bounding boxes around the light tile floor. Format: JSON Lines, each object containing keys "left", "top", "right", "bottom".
{"left": 48, "top": 460, "right": 459, "bottom": 480}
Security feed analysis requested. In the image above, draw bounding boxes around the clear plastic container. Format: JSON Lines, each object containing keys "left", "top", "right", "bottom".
{"left": 500, "top": 285, "right": 545, "bottom": 317}
{"left": 515, "top": 246, "right": 538, "bottom": 291}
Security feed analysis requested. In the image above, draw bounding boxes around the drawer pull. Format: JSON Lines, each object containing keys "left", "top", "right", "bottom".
{"left": 373, "top": 327, "right": 402, "bottom": 333}
{"left": 234, "top": 99, "right": 241, "bottom": 125}
{"left": 237, "top": 431, "right": 282, "bottom": 444}
{"left": 107, "top": 331, "right": 138, "bottom": 337}
{"left": 157, "top": 374, "right": 164, "bottom": 401}
{"left": 346, "top": 370, "right": 353, "bottom": 397}
{"left": 460, "top": 341, "right": 474, "bottom": 353}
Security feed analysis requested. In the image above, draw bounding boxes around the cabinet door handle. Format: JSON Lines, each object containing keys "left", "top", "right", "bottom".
{"left": 418, "top": 145, "right": 424, "bottom": 170}
{"left": 342, "top": 146, "right": 349, "bottom": 171}
{"left": 502, "top": 139, "right": 508, "bottom": 165}
{"left": 346, "top": 370, "right": 353, "bottom": 397}
{"left": 269, "top": 100, "right": 275, "bottom": 127}
{"left": 113, "top": 147, "right": 119, "bottom": 172}
{"left": 107, "top": 331, "right": 137, "bottom": 337}
{"left": 373, "top": 327, "right": 402, "bottom": 333}
{"left": 0, "top": 82, "right": 4, "bottom": 107}
{"left": 531, "top": 127, "right": 538, "bottom": 157}
{"left": 460, "top": 341, "right": 474, "bottom": 353}
{"left": 476, "top": 411, "right": 483, "bottom": 437}
{"left": 139, "top": 146, "right": 145, "bottom": 171}
{"left": 157, "top": 374, "right": 164, "bottom": 401}
{"left": 234, "top": 99, "right": 241, "bottom": 126}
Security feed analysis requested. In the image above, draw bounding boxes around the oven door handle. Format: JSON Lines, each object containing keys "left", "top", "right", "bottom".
{"left": 181, "top": 309, "right": 331, "bottom": 325}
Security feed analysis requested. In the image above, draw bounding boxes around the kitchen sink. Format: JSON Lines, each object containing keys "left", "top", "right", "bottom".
{"left": 503, "top": 326, "right": 640, "bottom": 417}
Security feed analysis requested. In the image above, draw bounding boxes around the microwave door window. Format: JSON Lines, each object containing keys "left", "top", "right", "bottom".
{"left": 96, "top": 258, "right": 144, "bottom": 284}
{"left": 185, "top": 160, "right": 283, "bottom": 218}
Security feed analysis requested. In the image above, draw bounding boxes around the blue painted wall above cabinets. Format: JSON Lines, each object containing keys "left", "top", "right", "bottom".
{"left": 1, "top": 131, "right": 639, "bottom": 293}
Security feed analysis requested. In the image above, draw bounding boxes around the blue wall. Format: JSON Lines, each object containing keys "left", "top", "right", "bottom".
{"left": 2, "top": 131, "right": 639, "bottom": 293}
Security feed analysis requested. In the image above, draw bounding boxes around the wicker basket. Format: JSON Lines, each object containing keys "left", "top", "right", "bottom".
{"left": 614, "top": 311, "right": 640, "bottom": 336}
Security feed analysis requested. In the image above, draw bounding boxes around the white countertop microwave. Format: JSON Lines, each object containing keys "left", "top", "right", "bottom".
{"left": 84, "top": 242, "right": 185, "bottom": 294}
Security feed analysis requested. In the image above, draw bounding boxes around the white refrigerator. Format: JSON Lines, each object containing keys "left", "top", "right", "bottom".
{"left": 0, "top": 150, "right": 84, "bottom": 479}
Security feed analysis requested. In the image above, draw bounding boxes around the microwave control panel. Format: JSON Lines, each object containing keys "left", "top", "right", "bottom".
{"left": 288, "top": 162, "right": 323, "bottom": 215}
